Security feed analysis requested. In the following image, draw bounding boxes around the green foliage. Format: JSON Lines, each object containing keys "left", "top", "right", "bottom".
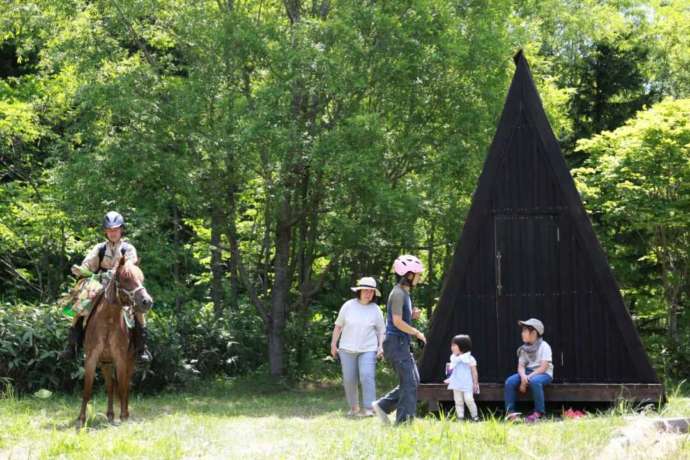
{"left": 576, "top": 98, "right": 690, "bottom": 380}
{"left": 0, "top": 299, "right": 264, "bottom": 394}
{"left": 568, "top": 39, "right": 659, "bottom": 157}
{"left": 2, "top": 0, "right": 690, "bottom": 386}
{"left": 0, "top": 302, "right": 80, "bottom": 393}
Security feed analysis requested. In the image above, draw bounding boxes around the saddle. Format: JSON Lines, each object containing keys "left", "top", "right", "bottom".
{"left": 60, "top": 273, "right": 135, "bottom": 330}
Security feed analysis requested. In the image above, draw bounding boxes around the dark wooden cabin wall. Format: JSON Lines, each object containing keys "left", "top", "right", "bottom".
{"left": 421, "top": 108, "right": 646, "bottom": 384}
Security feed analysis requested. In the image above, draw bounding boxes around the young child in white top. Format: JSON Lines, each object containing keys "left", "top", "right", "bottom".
{"left": 443, "top": 334, "right": 479, "bottom": 421}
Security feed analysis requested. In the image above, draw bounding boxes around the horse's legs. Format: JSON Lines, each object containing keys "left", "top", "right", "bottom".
{"left": 113, "top": 351, "right": 130, "bottom": 422}
{"left": 78, "top": 350, "right": 100, "bottom": 429}
{"left": 124, "top": 357, "right": 135, "bottom": 419}
{"left": 102, "top": 364, "right": 115, "bottom": 423}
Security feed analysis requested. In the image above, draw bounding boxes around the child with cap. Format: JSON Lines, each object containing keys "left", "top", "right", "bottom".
{"left": 504, "top": 318, "right": 553, "bottom": 423}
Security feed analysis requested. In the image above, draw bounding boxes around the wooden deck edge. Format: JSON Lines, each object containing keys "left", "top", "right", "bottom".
{"left": 418, "top": 383, "right": 665, "bottom": 404}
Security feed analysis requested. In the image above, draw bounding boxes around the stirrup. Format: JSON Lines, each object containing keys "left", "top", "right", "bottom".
{"left": 137, "top": 347, "right": 152, "bottom": 364}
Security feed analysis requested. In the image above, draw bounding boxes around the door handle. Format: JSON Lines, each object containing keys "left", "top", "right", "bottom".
{"left": 496, "top": 250, "right": 503, "bottom": 296}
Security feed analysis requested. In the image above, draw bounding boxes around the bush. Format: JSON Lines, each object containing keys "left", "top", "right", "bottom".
{"left": 0, "top": 302, "right": 81, "bottom": 394}
{"left": 0, "top": 299, "right": 267, "bottom": 395}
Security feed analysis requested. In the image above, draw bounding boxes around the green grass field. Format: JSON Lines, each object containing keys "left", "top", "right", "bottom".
{"left": 1, "top": 376, "right": 689, "bottom": 460}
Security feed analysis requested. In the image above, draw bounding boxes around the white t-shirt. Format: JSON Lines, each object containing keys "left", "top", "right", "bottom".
{"left": 518, "top": 340, "right": 554, "bottom": 377}
{"left": 335, "top": 299, "right": 385, "bottom": 353}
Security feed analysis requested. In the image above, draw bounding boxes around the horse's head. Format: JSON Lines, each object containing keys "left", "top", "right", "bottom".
{"left": 114, "top": 258, "right": 153, "bottom": 313}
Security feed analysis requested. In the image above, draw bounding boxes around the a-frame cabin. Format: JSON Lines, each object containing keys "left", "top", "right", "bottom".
{"left": 417, "top": 51, "right": 663, "bottom": 406}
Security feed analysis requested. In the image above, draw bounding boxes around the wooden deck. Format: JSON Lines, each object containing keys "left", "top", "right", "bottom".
{"left": 418, "top": 383, "right": 665, "bottom": 410}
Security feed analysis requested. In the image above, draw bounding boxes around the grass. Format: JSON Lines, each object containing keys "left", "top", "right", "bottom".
{"left": 1, "top": 376, "right": 689, "bottom": 460}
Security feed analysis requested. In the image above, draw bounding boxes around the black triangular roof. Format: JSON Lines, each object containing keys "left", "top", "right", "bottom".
{"left": 419, "top": 51, "right": 658, "bottom": 384}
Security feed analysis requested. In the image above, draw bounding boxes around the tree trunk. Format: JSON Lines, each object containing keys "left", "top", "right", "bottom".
{"left": 210, "top": 205, "right": 225, "bottom": 317}
{"left": 267, "top": 322, "right": 285, "bottom": 377}
{"left": 658, "top": 226, "right": 679, "bottom": 343}
{"left": 226, "top": 191, "right": 240, "bottom": 311}
{"left": 172, "top": 205, "right": 183, "bottom": 310}
{"left": 227, "top": 247, "right": 240, "bottom": 311}
{"left": 268, "top": 198, "right": 293, "bottom": 376}
{"left": 427, "top": 227, "right": 435, "bottom": 319}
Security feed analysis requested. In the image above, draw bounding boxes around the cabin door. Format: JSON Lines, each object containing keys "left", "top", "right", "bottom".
{"left": 494, "top": 214, "right": 561, "bottom": 379}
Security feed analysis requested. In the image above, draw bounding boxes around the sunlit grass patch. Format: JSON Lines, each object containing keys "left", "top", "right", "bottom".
{"left": 0, "top": 377, "right": 687, "bottom": 459}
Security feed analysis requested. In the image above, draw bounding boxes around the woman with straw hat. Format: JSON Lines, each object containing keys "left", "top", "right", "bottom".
{"left": 330, "top": 277, "right": 385, "bottom": 417}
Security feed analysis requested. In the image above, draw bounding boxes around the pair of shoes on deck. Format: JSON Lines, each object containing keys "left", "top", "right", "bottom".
{"left": 505, "top": 411, "right": 543, "bottom": 423}
{"left": 524, "top": 411, "right": 543, "bottom": 423}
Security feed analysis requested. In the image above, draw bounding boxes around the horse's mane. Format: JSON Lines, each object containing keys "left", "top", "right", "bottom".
{"left": 103, "top": 261, "right": 144, "bottom": 305}
{"left": 120, "top": 260, "right": 144, "bottom": 283}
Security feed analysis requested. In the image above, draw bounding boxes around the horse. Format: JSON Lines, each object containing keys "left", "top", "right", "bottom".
{"left": 77, "top": 257, "right": 153, "bottom": 428}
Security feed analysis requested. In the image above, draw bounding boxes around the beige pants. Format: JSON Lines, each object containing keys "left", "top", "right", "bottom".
{"left": 453, "top": 390, "right": 478, "bottom": 419}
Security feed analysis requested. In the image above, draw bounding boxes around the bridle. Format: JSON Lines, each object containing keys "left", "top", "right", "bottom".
{"left": 113, "top": 273, "right": 145, "bottom": 307}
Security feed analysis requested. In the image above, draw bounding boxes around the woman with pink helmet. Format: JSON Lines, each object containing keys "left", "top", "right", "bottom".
{"left": 372, "top": 255, "right": 426, "bottom": 425}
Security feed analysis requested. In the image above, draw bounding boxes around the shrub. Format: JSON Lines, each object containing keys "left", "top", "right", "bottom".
{"left": 0, "top": 299, "right": 267, "bottom": 395}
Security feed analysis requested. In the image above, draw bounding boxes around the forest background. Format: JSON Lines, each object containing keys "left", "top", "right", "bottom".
{"left": 1, "top": 0, "right": 689, "bottom": 393}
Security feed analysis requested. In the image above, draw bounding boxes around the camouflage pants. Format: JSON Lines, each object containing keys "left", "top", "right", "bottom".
{"left": 60, "top": 276, "right": 145, "bottom": 327}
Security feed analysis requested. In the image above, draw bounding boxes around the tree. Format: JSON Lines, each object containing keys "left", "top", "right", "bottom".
{"left": 575, "top": 98, "right": 690, "bottom": 377}
{"left": 568, "top": 39, "right": 658, "bottom": 160}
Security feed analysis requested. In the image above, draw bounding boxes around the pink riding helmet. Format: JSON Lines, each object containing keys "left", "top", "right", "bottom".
{"left": 393, "top": 255, "right": 424, "bottom": 277}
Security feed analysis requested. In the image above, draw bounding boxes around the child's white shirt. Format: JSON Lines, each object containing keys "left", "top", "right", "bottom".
{"left": 446, "top": 352, "right": 476, "bottom": 392}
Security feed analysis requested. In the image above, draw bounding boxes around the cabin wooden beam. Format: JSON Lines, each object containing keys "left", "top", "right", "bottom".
{"left": 417, "top": 383, "right": 665, "bottom": 404}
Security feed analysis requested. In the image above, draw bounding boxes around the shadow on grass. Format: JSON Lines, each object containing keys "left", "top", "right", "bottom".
{"left": 37, "top": 403, "right": 138, "bottom": 433}
{"left": 24, "top": 375, "right": 357, "bottom": 431}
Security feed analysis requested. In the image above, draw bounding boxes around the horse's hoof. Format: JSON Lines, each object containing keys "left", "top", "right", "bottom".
{"left": 107, "top": 415, "right": 115, "bottom": 424}
{"left": 75, "top": 419, "right": 85, "bottom": 430}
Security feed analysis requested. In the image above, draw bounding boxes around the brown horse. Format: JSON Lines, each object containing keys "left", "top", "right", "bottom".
{"left": 77, "top": 257, "right": 153, "bottom": 428}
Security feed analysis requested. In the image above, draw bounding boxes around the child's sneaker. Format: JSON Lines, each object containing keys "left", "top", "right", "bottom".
{"left": 470, "top": 416, "right": 480, "bottom": 422}
{"left": 372, "top": 401, "right": 391, "bottom": 425}
{"left": 357, "top": 409, "right": 374, "bottom": 417}
{"left": 505, "top": 412, "right": 521, "bottom": 422}
{"left": 525, "top": 411, "right": 543, "bottom": 423}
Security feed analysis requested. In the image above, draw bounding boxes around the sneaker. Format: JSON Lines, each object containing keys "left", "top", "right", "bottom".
{"left": 525, "top": 411, "right": 543, "bottom": 423}
{"left": 470, "top": 416, "right": 480, "bottom": 422}
{"left": 505, "top": 412, "right": 522, "bottom": 422}
{"left": 358, "top": 409, "right": 374, "bottom": 417}
{"left": 346, "top": 409, "right": 359, "bottom": 417}
{"left": 372, "top": 401, "right": 391, "bottom": 425}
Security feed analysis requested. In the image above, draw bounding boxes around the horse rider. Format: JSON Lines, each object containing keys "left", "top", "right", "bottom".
{"left": 59, "top": 211, "right": 152, "bottom": 363}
